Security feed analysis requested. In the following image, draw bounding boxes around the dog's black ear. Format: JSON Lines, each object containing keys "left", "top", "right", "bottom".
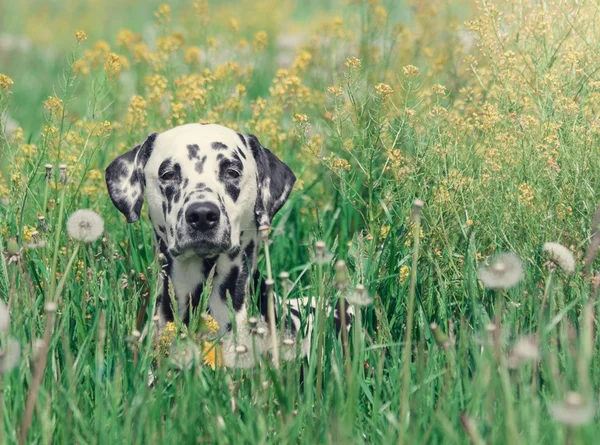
{"left": 105, "top": 133, "right": 157, "bottom": 223}
{"left": 246, "top": 134, "right": 296, "bottom": 226}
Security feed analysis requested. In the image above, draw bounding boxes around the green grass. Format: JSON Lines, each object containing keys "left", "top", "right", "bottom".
{"left": 1, "top": 0, "right": 600, "bottom": 443}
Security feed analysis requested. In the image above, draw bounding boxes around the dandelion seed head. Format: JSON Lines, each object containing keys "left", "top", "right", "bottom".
{"left": 477, "top": 252, "right": 523, "bottom": 290}
{"left": 0, "top": 300, "right": 9, "bottom": 333}
{"left": 508, "top": 336, "right": 540, "bottom": 368}
{"left": 346, "top": 284, "right": 373, "bottom": 306}
{"left": 66, "top": 209, "right": 104, "bottom": 243}
{"left": 543, "top": 242, "right": 575, "bottom": 274}
{"left": 169, "top": 341, "right": 200, "bottom": 371}
{"left": 549, "top": 392, "right": 595, "bottom": 426}
{"left": 0, "top": 338, "right": 20, "bottom": 373}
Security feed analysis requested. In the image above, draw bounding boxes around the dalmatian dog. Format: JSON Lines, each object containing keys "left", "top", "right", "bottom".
{"left": 105, "top": 123, "right": 350, "bottom": 356}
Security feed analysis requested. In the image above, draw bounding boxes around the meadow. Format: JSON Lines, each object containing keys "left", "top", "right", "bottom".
{"left": 1, "top": 0, "right": 600, "bottom": 443}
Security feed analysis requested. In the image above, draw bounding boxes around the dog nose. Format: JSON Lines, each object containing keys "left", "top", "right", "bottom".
{"left": 185, "top": 202, "right": 220, "bottom": 231}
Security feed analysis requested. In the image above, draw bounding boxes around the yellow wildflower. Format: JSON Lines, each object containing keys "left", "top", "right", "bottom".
{"left": 253, "top": 31, "right": 268, "bottom": 51}
{"left": 402, "top": 65, "right": 420, "bottom": 78}
{"left": 292, "top": 113, "right": 309, "bottom": 124}
{"left": 432, "top": 84, "right": 446, "bottom": 96}
{"left": 202, "top": 340, "right": 222, "bottom": 370}
{"left": 44, "top": 96, "right": 63, "bottom": 116}
{"left": 0, "top": 74, "right": 14, "bottom": 91}
{"left": 75, "top": 30, "right": 87, "bottom": 42}
{"left": 327, "top": 85, "right": 344, "bottom": 96}
{"left": 375, "top": 83, "right": 394, "bottom": 99}
{"left": 154, "top": 3, "right": 171, "bottom": 25}
{"left": 345, "top": 56, "right": 362, "bottom": 69}
{"left": 158, "top": 322, "right": 177, "bottom": 356}
{"left": 184, "top": 46, "right": 201, "bottom": 64}
{"left": 229, "top": 18, "right": 240, "bottom": 34}
{"left": 22, "top": 226, "right": 37, "bottom": 244}
{"left": 399, "top": 265, "right": 410, "bottom": 283}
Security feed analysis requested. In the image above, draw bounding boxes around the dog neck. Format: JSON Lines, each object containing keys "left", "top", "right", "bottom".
{"left": 157, "top": 230, "right": 261, "bottom": 335}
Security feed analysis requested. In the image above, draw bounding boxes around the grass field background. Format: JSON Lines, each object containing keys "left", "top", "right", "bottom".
{"left": 1, "top": 0, "right": 600, "bottom": 443}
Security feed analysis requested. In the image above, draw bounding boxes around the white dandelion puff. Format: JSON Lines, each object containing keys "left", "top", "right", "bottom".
{"left": 169, "top": 341, "right": 200, "bottom": 371}
{"left": 221, "top": 338, "right": 256, "bottom": 369}
{"left": 477, "top": 252, "right": 523, "bottom": 290}
{"left": 543, "top": 242, "right": 575, "bottom": 274}
{"left": 0, "top": 300, "right": 9, "bottom": 333}
{"left": 549, "top": 392, "right": 595, "bottom": 426}
{"left": 66, "top": 209, "right": 104, "bottom": 243}
{"left": 507, "top": 336, "right": 540, "bottom": 369}
{"left": 346, "top": 284, "right": 373, "bottom": 307}
{"left": 280, "top": 336, "right": 297, "bottom": 362}
{"left": 0, "top": 338, "right": 20, "bottom": 373}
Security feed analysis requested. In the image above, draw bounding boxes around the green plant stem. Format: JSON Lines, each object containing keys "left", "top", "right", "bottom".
{"left": 315, "top": 260, "right": 325, "bottom": 401}
{"left": 48, "top": 184, "right": 67, "bottom": 302}
{"left": 399, "top": 209, "right": 422, "bottom": 443}
{"left": 263, "top": 231, "right": 279, "bottom": 369}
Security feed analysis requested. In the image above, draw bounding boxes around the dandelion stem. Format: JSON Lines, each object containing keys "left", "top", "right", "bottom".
{"left": 53, "top": 242, "right": 80, "bottom": 303}
{"left": 315, "top": 257, "right": 325, "bottom": 401}
{"left": 48, "top": 182, "right": 67, "bottom": 302}
{"left": 399, "top": 199, "right": 423, "bottom": 443}
{"left": 19, "top": 303, "right": 56, "bottom": 445}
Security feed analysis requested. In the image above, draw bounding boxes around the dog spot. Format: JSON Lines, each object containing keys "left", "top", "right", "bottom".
{"left": 211, "top": 142, "right": 228, "bottom": 150}
{"left": 219, "top": 265, "right": 244, "bottom": 310}
{"left": 228, "top": 245, "right": 241, "bottom": 260}
{"left": 225, "top": 184, "right": 240, "bottom": 202}
{"left": 195, "top": 155, "right": 207, "bottom": 174}
{"left": 236, "top": 147, "right": 247, "bottom": 160}
{"left": 187, "top": 144, "right": 200, "bottom": 160}
{"left": 243, "top": 240, "right": 255, "bottom": 266}
{"left": 216, "top": 153, "right": 224, "bottom": 160}
{"left": 183, "top": 282, "right": 205, "bottom": 325}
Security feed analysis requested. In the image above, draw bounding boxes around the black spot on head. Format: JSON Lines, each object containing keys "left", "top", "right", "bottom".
{"left": 187, "top": 144, "right": 200, "bottom": 160}
{"left": 219, "top": 158, "right": 243, "bottom": 202}
{"left": 195, "top": 155, "right": 207, "bottom": 174}
{"left": 237, "top": 133, "right": 247, "bottom": 147}
{"left": 236, "top": 147, "right": 247, "bottom": 160}
{"left": 211, "top": 142, "right": 228, "bottom": 150}
{"left": 225, "top": 184, "right": 240, "bottom": 202}
{"left": 216, "top": 153, "right": 224, "bottom": 160}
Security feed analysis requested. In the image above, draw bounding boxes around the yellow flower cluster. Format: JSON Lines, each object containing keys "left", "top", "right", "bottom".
{"left": 0, "top": 73, "right": 13, "bottom": 91}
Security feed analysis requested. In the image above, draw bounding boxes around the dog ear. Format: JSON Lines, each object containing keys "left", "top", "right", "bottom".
{"left": 105, "top": 133, "right": 157, "bottom": 223}
{"left": 246, "top": 134, "right": 296, "bottom": 226}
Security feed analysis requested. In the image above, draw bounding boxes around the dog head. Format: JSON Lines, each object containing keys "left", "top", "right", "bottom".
{"left": 105, "top": 123, "right": 295, "bottom": 259}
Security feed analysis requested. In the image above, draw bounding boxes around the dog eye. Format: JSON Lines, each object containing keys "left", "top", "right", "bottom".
{"left": 226, "top": 169, "right": 241, "bottom": 179}
{"left": 160, "top": 170, "right": 176, "bottom": 181}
